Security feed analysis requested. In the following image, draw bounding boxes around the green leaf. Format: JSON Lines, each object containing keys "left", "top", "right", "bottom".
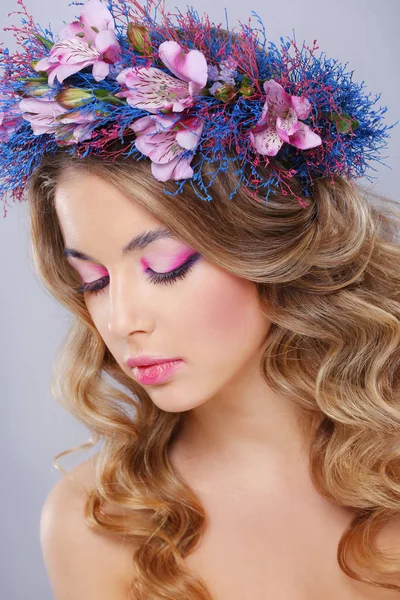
{"left": 337, "top": 117, "right": 352, "bottom": 134}
{"left": 33, "top": 34, "right": 54, "bottom": 50}
{"left": 93, "top": 89, "right": 126, "bottom": 105}
{"left": 93, "top": 89, "right": 109, "bottom": 99}
{"left": 326, "top": 111, "right": 360, "bottom": 134}
{"left": 16, "top": 76, "right": 48, "bottom": 83}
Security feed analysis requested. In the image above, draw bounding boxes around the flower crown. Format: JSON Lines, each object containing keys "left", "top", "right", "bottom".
{"left": 0, "top": 0, "right": 396, "bottom": 216}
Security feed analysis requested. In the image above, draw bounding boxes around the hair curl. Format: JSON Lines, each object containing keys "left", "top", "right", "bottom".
{"left": 28, "top": 148, "right": 400, "bottom": 598}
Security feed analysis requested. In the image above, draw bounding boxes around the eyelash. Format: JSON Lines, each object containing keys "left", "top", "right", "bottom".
{"left": 76, "top": 252, "right": 201, "bottom": 296}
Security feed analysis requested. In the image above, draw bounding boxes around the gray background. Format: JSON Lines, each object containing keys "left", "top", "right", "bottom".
{"left": 1, "top": 1, "right": 399, "bottom": 598}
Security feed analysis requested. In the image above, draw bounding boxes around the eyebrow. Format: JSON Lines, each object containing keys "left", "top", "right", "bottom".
{"left": 63, "top": 228, "right": 175, "bottom": 262}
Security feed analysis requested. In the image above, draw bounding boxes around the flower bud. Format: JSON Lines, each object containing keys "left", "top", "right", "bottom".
{"left": 127, "top": 23, "right": 152, "bottom": 55}
{"left": 214, "top": 84, "right": 236, "bottom": 104}
{"left": 56, "top": 87, "right": 93, "bottom": 109}
{"left": 21, "top": 81, "right": 51, "bottom": 97}
{"left": 240, "top": 85, "right": 254, "bottom": 97}
{"left": 239, "top": 75, "right": 255, "bottom": 97}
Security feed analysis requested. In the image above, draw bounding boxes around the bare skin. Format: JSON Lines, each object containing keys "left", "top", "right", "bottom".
{"left": 59, "top": 446, "right": 400, "bottom": 600}
{"left": 51, "top": 172, "right": 400, "bottom": 598}
{"left": 168, "top": 438, "right": 400, "bottom": 600}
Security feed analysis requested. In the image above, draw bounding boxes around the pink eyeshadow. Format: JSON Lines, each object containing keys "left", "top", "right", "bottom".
{"left": 68, "top": 243, "right": 195, "bottom": 282}
{"left": 141, "top": 248, "right": 193, "bottom": 272}
{"left": 75, "top": 263, "right": 108, "bottom": 284}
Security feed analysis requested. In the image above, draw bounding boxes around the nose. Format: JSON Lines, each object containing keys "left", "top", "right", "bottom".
{"left": 107, "top": 267, "right": 154, "bottom": 338}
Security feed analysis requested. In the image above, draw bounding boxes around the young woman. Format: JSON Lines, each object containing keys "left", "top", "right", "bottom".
{"left": 2, "top": 0, "right": 400, "bottom": 598}
{"left": 32, "top": 151, "right": 400, "bottom": 600}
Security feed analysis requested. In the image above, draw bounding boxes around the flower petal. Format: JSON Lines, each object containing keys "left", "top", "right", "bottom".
{"left": 151, "top": 155, "right": 194, "bottom": 181}
{"left": 249, "top": 125, "right": 284, "bottom": 156}
{"left": 124, "top": 67, "right": 188, "bottom": 93}
{"left": 50, "top": 38, "right": 99, "bottom": 64}
{"left": 59, "top": 22, "right": 88, "bottom": 39}
{"left": 54, "top": 62, "right": 94, "bottom": 84}
{"left": 151, "top": 157, "right": 181, "bottom": 181}
{"left": 61, "top": 109, "right": 96, "bottom": 124}
{"left": 133, "top": 115, "right": 180, "bottom": 163}
{"left": 134, "top": 113, "right": 176, "bottom": 134}
{"left": 263, "top": 79, "right": 291, "bottom": 117}
{"left": 171, "top": 156, "right": 194, "bottom": 180}
{"left": 290, "top": 94, "right": 311, "bottom": 120}
{"left": 80, "top": 0, "right": 114, "bottom": 32}
{"left": 34, "top": 56, "right": 52, "bottom": 73}
{"left": 92, "top": 60, "right": 110, "bottom": 81}
{"left": 147, "top": 134, "right": 183, "bottom": 164}
{"left": 21, "top": 117, "right": 56, "bottom": 135}
{"left": 175, "top": 118, "right": 203, "bottom": 149}
{"left": 95, "top": 30, "right": 120, "bottom": 59}
{"left": 256, "top": 98, "right": 271, "bottom": 126}
{"left": 19, "top": 97, "right": 66, "bottom": 117}
{"left": 288, "top": 121, "right": 322, "bottom": 150}
{"left": 134, "top": 134, "right": 159, "bottom": 157}
{"left": 276, "top": 107, "right": 298, "bottom": 142}
{"left": 118, "top": 67, "right": 191, "bottom": 113}
{"left": 158, "top": 40, "right": 208, "bottom": 89}
{"left": 146, "top": 113, "right": 177, "bottom": 132}
{"left": 47, "top": 66, "right": 59, "bottom": 86}
{"left": 70, "top": 122, "right": 94, "bottom": 142}
{"left": 130, "top": 115, "right": 157, "bottom": 134}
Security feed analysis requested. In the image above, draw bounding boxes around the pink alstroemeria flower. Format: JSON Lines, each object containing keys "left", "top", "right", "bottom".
{"left": 19, "top": 97, "right": 96, "bottom": 144}
{"left": 131, "top": 113, "right": 204, "bottom": 181}
{"left": 116, "top": 40, "right": 208, "bottom": 113}
{"left": 249, "top": 79, "right": 322, "bottom": 156}
{"left": 0, "top": 95, "right": 23, "bottom": 142}
{"left": 34, "top": 0, "right": 121, "bottom": 84}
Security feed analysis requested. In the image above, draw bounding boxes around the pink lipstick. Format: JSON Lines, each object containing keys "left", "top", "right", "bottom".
{"left": 131, "top": 359, "right": 184, "bottom": 385}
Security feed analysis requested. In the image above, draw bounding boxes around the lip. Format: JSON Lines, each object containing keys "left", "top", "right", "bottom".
{"left": 126, "top": 355, "right": 182, "bottom": 368}
{"left": 130, "top": 359, "right": 184, "bottom": 385}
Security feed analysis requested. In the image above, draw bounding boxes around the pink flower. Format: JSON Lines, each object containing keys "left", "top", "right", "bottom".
{"left": 0, "top": 95, "right": 23, "bottom": 142}
{"left": 19, "top": 97, "right": 96, "bottom": 144}
{"left": 131, "top": 113, "right": 204, "bottom": 181}
{"left": 116, "top": 40, "right": 208, "bottom": 113}
{"left": 34, "top": 0, "right": 121, "bottom": 84}
{"left": 249, "top": 79, "right": 322, "bottom": 156}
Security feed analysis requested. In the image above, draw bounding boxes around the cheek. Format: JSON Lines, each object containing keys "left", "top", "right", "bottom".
{"left": 86, "top": 306, "right": 109, "bottom": 343}
{"left": 181, "top": 268, "right": 267, "bottom": 350}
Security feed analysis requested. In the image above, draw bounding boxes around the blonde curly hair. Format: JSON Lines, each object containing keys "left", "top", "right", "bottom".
{"left": 28, "top": 149, "right": 400, "bottom": 598}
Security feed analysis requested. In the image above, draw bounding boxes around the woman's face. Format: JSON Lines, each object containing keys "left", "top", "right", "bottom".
{"left": 55, "top": 171, "right": 272, "bottom": 412}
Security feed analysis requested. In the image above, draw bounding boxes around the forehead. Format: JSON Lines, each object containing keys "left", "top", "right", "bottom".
{"left": 54, "top": 170, "right": 160, "bottom": 238}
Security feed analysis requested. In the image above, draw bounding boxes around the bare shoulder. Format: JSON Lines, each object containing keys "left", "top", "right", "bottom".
{"left": 40, "top": 454, "right": 138, "bottom": 599}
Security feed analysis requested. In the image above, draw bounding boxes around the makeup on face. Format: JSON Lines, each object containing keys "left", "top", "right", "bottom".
{"left": 140, "top": 246, "right": 196, "bottom": 273}
{"left": 65, "top": 233, "right": 200, "bottom": 288}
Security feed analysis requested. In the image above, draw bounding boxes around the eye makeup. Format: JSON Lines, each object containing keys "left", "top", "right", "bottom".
{"left": 73, "top": 250, "right": 202, "bottom": 296}
{"left": 140, "top": 247, "right": 196, "bottom": 272}
{"left": 69, "top": 260, "right": 109, "bottom": 287}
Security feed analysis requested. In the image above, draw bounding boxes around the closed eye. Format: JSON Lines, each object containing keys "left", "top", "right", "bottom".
{"left": 76, "top": 252, "right": 201, "bottom": 296}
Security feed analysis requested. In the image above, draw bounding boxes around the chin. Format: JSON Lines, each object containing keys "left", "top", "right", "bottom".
{"left": 148, "top": 386, "right": 211, "bottom": 414}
